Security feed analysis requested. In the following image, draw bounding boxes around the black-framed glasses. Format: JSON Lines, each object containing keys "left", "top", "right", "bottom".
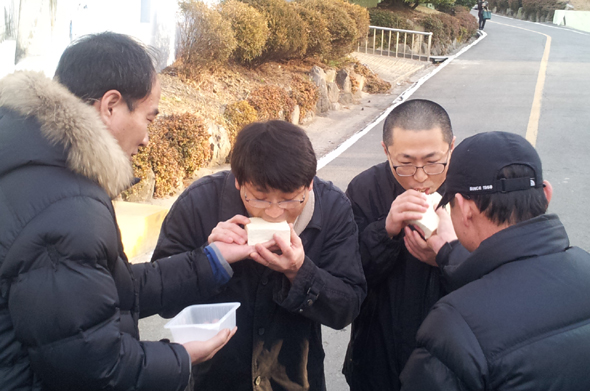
{"left": 243, "top": 189, "right": 306, "bottom": 210}
{"left": 387, "top": 150, "right": 450, "bottom": 177}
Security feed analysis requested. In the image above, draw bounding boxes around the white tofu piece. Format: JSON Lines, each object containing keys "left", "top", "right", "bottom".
{"left": 246, "top": 217, "right": 291, "bottom": 246}
{"left": 408, "top": 193, "right": 445, "bottom": 240}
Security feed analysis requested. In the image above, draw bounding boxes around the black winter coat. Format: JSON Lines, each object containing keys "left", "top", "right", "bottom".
{"left": 0, "top": 72, "right": 211, "bottom": 391}
{"left": 401, "top": 214, "right": 590, "bottom": 390}
{"left": 152, "top": 170, "right": 367, "bottom": 391}
{"left": 343, "top": 162, "right": 446, "bottom": 391}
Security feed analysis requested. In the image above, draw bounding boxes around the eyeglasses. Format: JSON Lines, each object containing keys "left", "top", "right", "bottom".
{"left": 388, "top": 150, "right": 450, "bottom": 177}
{"left": 243, "top": 189, "right": 306, "bottom": 210}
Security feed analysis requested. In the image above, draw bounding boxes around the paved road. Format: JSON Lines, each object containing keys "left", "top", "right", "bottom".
{"left": 318, "top": 13, "right": 590, "bottom": 391}
{"left": 140, "top": 14, "right": 590, "bottom": 390}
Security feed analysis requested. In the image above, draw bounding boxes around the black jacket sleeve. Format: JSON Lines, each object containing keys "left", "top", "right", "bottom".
{"left": 400, "top": 302, "right": 488, "bottom": 391}
{"left": 7, "top": 197, "right": 190, "bottom": 391}
{"left": 273, "top": 191, "right": 367, "bottom": 329}
{"left": 151, "top": 189, "right": 222, "bottom": 318}
{"left": 346, "top": 174, "right": 406, "bottom": 287}
{"left": 436, "top": 240, "right": 472, "bottom": 292}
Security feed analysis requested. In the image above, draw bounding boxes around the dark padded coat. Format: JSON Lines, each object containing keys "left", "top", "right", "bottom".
{"left": 0, "top": 72, "right": 215, "bottom": 391}
{"left": 342, "top": 162, "right": 447, "bottom": 391}
{"left": 152, "top": 170, "right": 367, "bottom": 391}
{"left": 401, "top": 214, "right": 590, "bottom": 390}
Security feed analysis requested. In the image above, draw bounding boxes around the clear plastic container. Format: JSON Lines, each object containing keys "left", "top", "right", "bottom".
{"left": 164, "top": 302, "right": 240, "bottom": 343}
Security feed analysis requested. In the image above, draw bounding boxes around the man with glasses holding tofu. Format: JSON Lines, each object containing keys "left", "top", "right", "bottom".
{"left": 153, "top": 120, "right": 366, "bottom": 391}
{"left": 343, "top": 99, "right": 464, "bottom": 391}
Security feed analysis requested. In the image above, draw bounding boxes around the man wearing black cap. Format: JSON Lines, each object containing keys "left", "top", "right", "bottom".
{"left": 400, "top": 131, "right": 590, "bottom": 390}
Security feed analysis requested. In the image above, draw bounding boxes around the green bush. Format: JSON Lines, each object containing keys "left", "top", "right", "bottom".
{"left": 241, "top": 0, "right": 308, "bottom": 60}
{"left": 455, "top": 0, "right": 478, "bottom": 8}
{"left": 340, "top": 0, "right": 370, "bottom": 41}
{"left": 300, "top": 0, "right": 358, "bottom": 59}
{"left": 369, "top": 8, "right": 414, "bottom": 30}
{"left": 507, "top": 0, "right": 521, "bottom": 11}
{"left": 522, "top": 0, "right": 564, "bottom": 19}
{"left": 454, "top": 6, "right": 478, "bottom": 41}
{"left": 224, "top": 100, "right": 259, "bottom": 143}
{"left": 178, "top": 0, "right": 237, "bottom": 67}
{"left": 219, "top": 0, "right": 269, "bottom": 63}
{"left": 248, "top": 85, "right": 296, "bottom": 122}
{"left": 417, "top": 7, "right": 476, "bottom": 53}
{"left": 420, "top": 15, "right": 447, "bottom": 48}
{"left": 292, "top": 3, "right": 331, "bottom": 59}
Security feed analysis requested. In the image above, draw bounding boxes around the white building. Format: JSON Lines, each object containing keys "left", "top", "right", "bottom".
{"left": 1, "top": 0, "right": 180, "bottom": 79}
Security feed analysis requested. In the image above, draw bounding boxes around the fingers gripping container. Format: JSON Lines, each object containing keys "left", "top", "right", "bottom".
{"left": 164, "top": 302, "right": 240, "bottom": 343}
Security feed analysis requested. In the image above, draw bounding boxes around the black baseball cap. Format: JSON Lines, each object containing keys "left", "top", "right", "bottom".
{"left": 438, "top": 131, "right": 543, "bottom": 208}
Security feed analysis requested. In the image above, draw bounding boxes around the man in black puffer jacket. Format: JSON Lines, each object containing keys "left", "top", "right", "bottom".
{"left": 401, "top": 131, "right": 590, "bottom": 390}
{"left": 0, "top": 33, "right": 234, "bottom": 391}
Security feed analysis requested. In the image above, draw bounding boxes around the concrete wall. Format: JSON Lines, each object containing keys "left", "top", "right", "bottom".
{"left": 553, "top": 10, "right": 590, "bottom": 33}
{"left": 1, "top": 0, "right": 179, "bottom": 79}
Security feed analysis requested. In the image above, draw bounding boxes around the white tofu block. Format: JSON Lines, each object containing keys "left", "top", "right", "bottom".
{"left": 246, "top": 217, "right": 291, "bottom": 246}
{"left": 408, "top": 193, "right": 445, "bottom": 240}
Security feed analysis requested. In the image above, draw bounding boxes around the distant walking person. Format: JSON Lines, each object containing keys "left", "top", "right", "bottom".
{"left": 478, "top": 0, "right": 490, "bottom": 30}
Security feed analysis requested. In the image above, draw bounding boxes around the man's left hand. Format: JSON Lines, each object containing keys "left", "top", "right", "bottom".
{"left": 404, "top": 226, "right": 437, "bottom": 267}
{"left": 251, "top": 224, "right": 305, "bottom": 282}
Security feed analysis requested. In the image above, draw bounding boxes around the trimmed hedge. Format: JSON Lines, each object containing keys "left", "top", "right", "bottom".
{"left": 242, "top": 0, "right": 308, "bottom": 60}
{"left": 300, "top": 0, "right": 358, "bottom": 59}
{"left": 178, "top": 0, "right": 237, "bottom": 67}
{"left": 369, "top": 8, "right": 415, "bottom": 30}
{"left": 219, "top": 0, "right": 269, "bottom": 64}
{"left": 293, "top": 3, "right": 331, "bottom": 59}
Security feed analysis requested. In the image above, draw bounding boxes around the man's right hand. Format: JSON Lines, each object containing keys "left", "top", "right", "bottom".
{"left": 208, "top": 215, "right": 250, "bottom": 245}
{"left": 182, "top": 327, "right": 237, "bottom": 364}
{"left": 427, "top": 206, "right": 458, "bottom": 254}
{"left": 385, "top": 190, "right": 429, "bottom": 238}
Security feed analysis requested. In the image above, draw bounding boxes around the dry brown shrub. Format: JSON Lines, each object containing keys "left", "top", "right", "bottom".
{"left": 224, "top": 100, "right": 259, "bottom": 143}
{"left": 292, "top": 3, "right": 331, "bottom": 59}
{"left": 219, "top": 0, "right": 269, "bottom": 63}
{"left": 354, "top": 62, "right": 391, "bottom": 93}
{"left": 300, "top": 0, "right": 358, "bottom": 59}
{"left": 178, "top": 0, "right": 237, "bottom": 68}
{"left": 248, "top": 85, "right": 296, "bottom": 122}
{"left": 290, "top": 74, "right": 319, "bottom": 119}
{"left": 242, "top": 0, "right": 308, "bottom": 61}
{"left": 125, "top": 113, "right": 212, "bottom": 198}
{"left": 339, "top": 0, "right": 370, "bottom": 41}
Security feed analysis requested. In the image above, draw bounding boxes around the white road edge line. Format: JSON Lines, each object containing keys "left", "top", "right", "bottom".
{"left": 317, "top": 31, "right": 488, "bottom": 171}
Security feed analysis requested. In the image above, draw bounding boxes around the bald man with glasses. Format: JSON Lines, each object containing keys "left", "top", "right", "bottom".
{"left": 343, "top": 99, "right": 466, "bottom": 391}
{"left": 153, "top": 120, "right": 366, "bottom": 391}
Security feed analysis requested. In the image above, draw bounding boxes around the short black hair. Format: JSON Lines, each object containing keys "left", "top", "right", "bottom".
{"left": 456, "top": 164, "right": 548, "bottom": 225}
{"left": 54, "top": 32, "right": 157, "bottom": 111}
{"left": 231, "top": 120, "right": 317, "bottom": 193}
{"left": 383, "top": 99, "right": 453, "bottom": 146}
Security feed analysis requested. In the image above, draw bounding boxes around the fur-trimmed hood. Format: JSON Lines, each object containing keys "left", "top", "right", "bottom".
{"left": 0, "top": 71, "right": 133, "bottom": 198}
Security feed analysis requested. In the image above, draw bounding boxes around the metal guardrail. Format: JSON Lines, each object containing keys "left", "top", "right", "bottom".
{"left": 358, "top": 26, "right": 433, "bottom": 62}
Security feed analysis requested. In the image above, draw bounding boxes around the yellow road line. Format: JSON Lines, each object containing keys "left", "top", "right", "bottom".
{"left": 491, "top": 22, "right": 552, "bottom": 147}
